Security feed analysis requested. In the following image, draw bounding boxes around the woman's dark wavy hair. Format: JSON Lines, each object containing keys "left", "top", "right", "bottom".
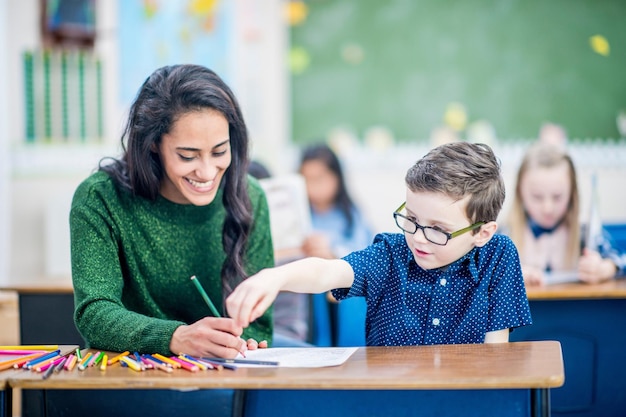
{"left": 299, "top": 143, "right": 356, "bottom": 238}
{"left": 100, "top": 64, "right": 252, "bottom": 296}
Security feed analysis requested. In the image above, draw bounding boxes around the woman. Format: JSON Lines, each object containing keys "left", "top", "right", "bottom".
{"left": 70, "top": 64, "right": 273, "bottom": 357}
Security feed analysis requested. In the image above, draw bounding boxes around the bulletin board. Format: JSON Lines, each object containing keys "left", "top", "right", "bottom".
{"left": 289, "top": 0, "right": 626, "bottom": 143}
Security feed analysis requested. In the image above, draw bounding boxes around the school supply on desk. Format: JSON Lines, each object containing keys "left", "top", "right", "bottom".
{"left": 190, "top": 275, "right": 221, "bottom": 317}
{"left": 230, "top": 347, "right": 358, "bottom": 368}
{"left": 544, "top": 270, "right": 580, "bottom": 285}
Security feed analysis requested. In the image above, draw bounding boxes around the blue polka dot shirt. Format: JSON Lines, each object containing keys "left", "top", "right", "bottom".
{"left": 332, "top": 233, "right": 532, "bottom": 346}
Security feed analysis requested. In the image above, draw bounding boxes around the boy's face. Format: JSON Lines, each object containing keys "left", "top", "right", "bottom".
{"left": 402, "top": 189, "right": 482, "bottom": 270}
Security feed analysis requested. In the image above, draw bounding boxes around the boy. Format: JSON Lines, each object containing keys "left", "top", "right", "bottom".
{"left": 227, "top": 142, "right": 532, "bottom": 346}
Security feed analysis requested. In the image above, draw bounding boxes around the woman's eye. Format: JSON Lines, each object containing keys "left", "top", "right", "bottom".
{"left": 213, "top": 150, "right": 227, "bottom": 157}
{"left": 178, "top": 154, "right": 195, "bottom": 161}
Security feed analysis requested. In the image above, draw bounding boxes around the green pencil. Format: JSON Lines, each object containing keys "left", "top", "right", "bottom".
{"left": 190, "top": 275, "right": 221, "bottom": 317}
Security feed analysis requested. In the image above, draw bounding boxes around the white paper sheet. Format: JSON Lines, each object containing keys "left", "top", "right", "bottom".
{"left": 237, "top": 347, "right": 358, "bottom": 368}
{"left": 544, "top": 270, "right": 580, "bottom": 285}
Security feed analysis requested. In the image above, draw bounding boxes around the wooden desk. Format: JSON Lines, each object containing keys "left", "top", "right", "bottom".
{"left": 7, "top": 341, "right": 563, "bottom": 417}
{"left": 511, "top": 280, "right": 626, "bottom": 417}
{"left": 2, "top": 280, "right": 83, "bottom": 417}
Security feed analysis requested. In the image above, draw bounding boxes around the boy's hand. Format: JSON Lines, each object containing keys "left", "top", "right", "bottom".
{"left": 226, "top": 269, "right": 281, "bottom": 328}
{"left": 578, "top": 248, "right": 616, "bottom": 284}
{"left": 169, "top": 317, "right": 245, "bottom": 359}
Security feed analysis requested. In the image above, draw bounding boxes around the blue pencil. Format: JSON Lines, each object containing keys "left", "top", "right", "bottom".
{"left": 23, "top": 350, "right": 61, "bottom": 369}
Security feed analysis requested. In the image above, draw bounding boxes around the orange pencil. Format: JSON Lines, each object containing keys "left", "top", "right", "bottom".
{"left": 1, "top": 352, "right": 46, "bottom": 371}
{"left": 107, "top": 351, "right": 130, "bottom": 366}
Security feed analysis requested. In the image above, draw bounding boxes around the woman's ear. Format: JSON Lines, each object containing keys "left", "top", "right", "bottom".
{"left": 474, "top": 221, "right": 498, "bottom": 247}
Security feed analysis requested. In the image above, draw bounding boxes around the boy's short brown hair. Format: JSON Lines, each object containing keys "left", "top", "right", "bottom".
{"left": 405, "top": 142, "right": 505, "bottom": 224}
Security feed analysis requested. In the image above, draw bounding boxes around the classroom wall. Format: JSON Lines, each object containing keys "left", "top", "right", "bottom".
{"left": 0, "top": 0, "right": 9, "bottom": 285}
{"left": 2, "top": 1, "right": 625, "bottom": 284}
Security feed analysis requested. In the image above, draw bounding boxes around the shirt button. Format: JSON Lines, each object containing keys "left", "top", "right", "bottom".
{"left": 432, "top": 318, "right": 440, "bottom": 326}
{"left": 440, "top": 278, "right": 447, "bottom": 286}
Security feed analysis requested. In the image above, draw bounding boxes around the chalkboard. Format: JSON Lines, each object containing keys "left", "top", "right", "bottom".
{"left": 290, "top": 0, "right": 626, "bottom": 143}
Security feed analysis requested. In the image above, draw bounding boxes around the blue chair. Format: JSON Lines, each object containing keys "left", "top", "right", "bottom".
{"left": 604, "top": 223, "right": 626, "bottom": 252}
{"left": 309, "top": 293, "right": 332, "bottom": 346}
{"left": 334, "top": 297, "right": 367, "bottom": 347}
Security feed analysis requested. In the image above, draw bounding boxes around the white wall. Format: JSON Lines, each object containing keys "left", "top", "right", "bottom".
{"left": 0, "top": 0, "right": 9, "bottom": 285}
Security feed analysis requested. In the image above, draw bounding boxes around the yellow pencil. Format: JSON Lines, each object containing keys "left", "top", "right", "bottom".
{"left": 100, "top": 354, "right": 108, "bottom": 371}
{"left": 153, "top": 353, "right": 181, "bottom": 368}
{"left": 107, "top": 351, "right": 130, "bottom": 365}
{"left": 0, "top": 345, "right": 58, "bottom": 351}
{"left": 178, "top": 354, "right": 208, "bottom": 371}
{"left": 120, "top": 356, "right": 143, "bottom": 372}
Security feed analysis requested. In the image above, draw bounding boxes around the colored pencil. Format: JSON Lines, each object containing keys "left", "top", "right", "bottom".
{"left": 107, "top": 351, "right": 130, "bottom": 365}
{"left": 23, "top": 350, "right": 61, "bottom": 369}
{"left": 63, "top": 354, "right": 76, "bottom": 370}
{"left": 190, "top": 275, "right": 221, "bottom": 317}
{"left": 177, "top": 354, "right": 208, "bottom": 370}
{"left": 153, "top": 353, "right": 181, "bottom": 368}
{"left": 169, "top": 356, "right": 199, "bottom": 372}
{"left": 42, "top": 360, "right": 56, "bottom": 379}
{"left": 119, "top": 356, "right": 143, "bottom": 372}
{"left": 0, "top": 345, "right": 58, "bottom": 351}
{"left": 32, "top": 356, "right": 62, "bottom": 372}
{"left": 0, "top": 352, "right": 46, "bottom": 371}
{"left": 100, "top": 354, "right": 108, "bottom": 371}
{"left": 65, "top": 354, "right": 78, "bottom": 371}
{"left": 202, "top": 357, "right": 280, "bottom": 366}
{"left": 77, "top": 352, "right": 93, "bottom": 371}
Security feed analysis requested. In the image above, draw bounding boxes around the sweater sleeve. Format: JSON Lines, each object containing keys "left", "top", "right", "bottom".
{"left": 70, "top": 177, "right": 184, "bottom": 355}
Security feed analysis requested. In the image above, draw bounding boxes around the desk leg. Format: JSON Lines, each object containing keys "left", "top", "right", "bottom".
{"left": 531, "top": 388, "right": 550, "bottom": 417}
{"left": 2, "top": 387, "right": 12, "bottom": 417}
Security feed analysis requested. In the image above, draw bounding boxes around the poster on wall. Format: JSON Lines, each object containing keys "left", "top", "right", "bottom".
{"left": 117, "top": 0, "right": 235, "bottom": 106}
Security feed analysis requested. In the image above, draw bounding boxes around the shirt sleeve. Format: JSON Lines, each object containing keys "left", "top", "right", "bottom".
{"left": 485, "top": 236, "right": 533, "bottom": 332}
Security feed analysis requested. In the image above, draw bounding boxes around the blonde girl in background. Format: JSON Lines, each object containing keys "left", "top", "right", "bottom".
{"left": 506, "top": 141, "right": 625, "bottom": 286}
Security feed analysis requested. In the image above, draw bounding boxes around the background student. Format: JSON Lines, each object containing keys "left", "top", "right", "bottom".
{"left": 298, "top": 143, "right": 373, "bottom": 260}
{"left": 227, "top": 142, "right": 532, "bottom": 346}
{"left": 505, "top": 141, "right": 625, "bottom": 286}
{"left": 70, "top": 64, "right": 273, "bottom": 358}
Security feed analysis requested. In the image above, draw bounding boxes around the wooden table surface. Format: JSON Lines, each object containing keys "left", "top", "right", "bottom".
{"left": 525, "top": 279, "right": 626, "bottom": 300}
{"left": 7, "top": 341, "right": 563, "bottom": 391}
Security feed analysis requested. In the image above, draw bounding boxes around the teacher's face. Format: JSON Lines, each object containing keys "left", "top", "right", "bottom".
{"left": 158, "top": 109, "right": 231, "bottom": 205}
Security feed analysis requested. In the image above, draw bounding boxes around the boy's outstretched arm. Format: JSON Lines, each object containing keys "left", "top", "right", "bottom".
{"left": 226, "top": 257, "right": 354, "bottom": 327}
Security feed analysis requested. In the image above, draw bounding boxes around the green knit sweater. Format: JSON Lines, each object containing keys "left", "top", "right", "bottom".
{"left": 70, "top": 170, "right": 274, "bottom": 355}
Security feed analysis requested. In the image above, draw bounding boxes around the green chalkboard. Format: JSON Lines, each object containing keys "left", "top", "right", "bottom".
{"left": 290, "top": 0, "right": 626, "bottom": 143}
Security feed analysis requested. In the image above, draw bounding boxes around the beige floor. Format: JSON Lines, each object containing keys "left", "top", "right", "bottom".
{"left": 0, "top": 291, "right": 21, "bottom": 417}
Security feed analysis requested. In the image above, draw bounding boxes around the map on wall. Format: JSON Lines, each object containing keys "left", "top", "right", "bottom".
{"left": 118, "top": 0, "right": 234, "bottom": 106}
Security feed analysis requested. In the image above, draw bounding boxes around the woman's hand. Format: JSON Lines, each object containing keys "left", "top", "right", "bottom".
{"left": 578, "top": 248, "right": 616, "bottom": 284}
{"left": 169, "top": 317, "right": 246, "bottom": 359}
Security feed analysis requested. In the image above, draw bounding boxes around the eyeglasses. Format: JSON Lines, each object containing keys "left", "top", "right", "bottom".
{"left": 393, "top": 202, "right": 485, "bottom": 246}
